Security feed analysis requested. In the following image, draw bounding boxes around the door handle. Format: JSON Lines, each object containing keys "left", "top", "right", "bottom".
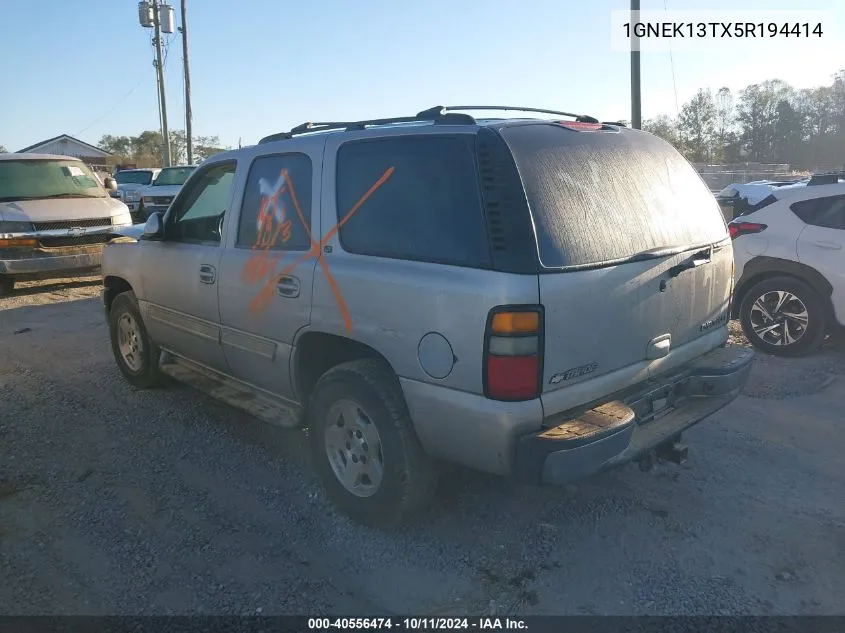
{"left": 277, "top": 275, "right": 300, "bottom": 298}
{"left": 199, "top": 264, "right": 216, "bottom": 284}
{"left": 812, "top": 240, "right": 842, "bottom": 250}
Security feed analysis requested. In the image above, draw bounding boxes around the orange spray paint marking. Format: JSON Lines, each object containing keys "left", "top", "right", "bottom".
{"left": 242, "top": 166, "right": 395, "bottom": 333}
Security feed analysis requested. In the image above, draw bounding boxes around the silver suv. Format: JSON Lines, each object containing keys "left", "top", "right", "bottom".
{"left": 101, "top": 106, "right": 754, "bottom": 527}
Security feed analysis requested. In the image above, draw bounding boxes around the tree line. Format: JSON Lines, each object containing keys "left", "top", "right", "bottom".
{"left": 6, "top": 72, "right": 845, "bottom": 170}
{"left": 644, "top": 71, "right": 845, "bottom": 169}
{"left": 97, "top": 130, "right": 228, "bottom": 167}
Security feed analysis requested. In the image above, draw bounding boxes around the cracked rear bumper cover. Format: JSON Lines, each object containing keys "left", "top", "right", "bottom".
{"left": 514, "top": 346, "right": 755, "bottom": 485}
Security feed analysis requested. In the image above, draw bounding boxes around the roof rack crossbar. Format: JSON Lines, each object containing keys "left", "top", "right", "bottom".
{"left": 435, "top": 105, "right": 599, "bottom": 124}
{"left": 259, "top": 112, "right": 476, "bottom": 144}
{"left": 259, "top": 105, "right": 603, "bottom": 145}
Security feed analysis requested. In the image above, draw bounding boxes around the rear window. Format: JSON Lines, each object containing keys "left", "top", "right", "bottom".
{"left": 500, "top": 124, "right": 727, "bottom": 269}
{"left": 717, "top": 187, "right": 738, "bottom": 198}
{"left": 335, "top": 135, "right": 491, "bottom": 268}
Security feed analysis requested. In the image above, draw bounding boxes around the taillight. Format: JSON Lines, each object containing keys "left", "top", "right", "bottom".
{"left": 728, "top": 221, "right": 767, "bottom": 240}
{"left": 484, "top": 307, "right": 543, "bottom": 401}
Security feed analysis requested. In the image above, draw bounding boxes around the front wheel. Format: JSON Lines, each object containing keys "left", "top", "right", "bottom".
{"left": 739, "top": 276, "right": 827, "bottom": 357}
{"left": 308, "top": 359, "right": 438, "bottom": 528}
{"left": 108, "top": 291, "right": 165, "bottom": 388}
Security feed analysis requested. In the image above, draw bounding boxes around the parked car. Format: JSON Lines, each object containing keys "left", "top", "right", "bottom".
{"left": 715, "top": 181, "right": 803, "bottom": 221}
{"left": 730, "top": 182, "right": 845, "bottom": 356}
{"left": 0, "top": 153, "right": 132, "bottom": 296}
{"left": 111, "top": 168, "right": 161, "bottom": 221}
{"left": 102, "top": 106, "right": 753, "bottom": 527}
{"left": 137, "top": 165, "right": 197, "bottom": 220}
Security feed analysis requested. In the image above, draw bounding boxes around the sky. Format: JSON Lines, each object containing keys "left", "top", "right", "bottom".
{"left": 1, "top": 0, "right": 843, "bottom": 152}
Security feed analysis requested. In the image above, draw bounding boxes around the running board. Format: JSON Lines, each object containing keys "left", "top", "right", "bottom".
{"left": 159, "top": 354, "right": 303, "bottom": 429}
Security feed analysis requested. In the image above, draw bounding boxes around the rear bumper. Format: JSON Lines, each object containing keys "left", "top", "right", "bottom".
{"left": 513, "top": 346, "right": 754, "bottom": 485}
{"left": 0, "top": 247, "right": 103, "bottom": 278}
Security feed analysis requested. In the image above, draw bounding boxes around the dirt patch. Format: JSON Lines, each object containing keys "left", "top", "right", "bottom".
{"left": 0, "top": 275, "right": 102, "bottom": 311}
{"left": 729, "top": 321, "right": 843, "bottom": 400}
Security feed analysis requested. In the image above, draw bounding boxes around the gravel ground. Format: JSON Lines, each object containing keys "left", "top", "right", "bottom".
{"left": 1, "top": 278, "right": 843, "bottom": 616}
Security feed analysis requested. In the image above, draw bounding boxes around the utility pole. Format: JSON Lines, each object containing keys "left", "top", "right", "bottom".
{"left": 152, "top": 1, "right": 172, "bottom": 166}
{"left": 630, "top": 0, "right": 642, "bottom": 129}
{"left": 180, "top": 0, "right": 193, "bottom": 165}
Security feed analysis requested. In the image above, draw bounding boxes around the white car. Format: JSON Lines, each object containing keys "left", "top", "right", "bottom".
{"left": 111, "top": 168, "right": 161, "bottom": 219}
{"left": 730, "top": 182, "right": 845, "bottom": 356}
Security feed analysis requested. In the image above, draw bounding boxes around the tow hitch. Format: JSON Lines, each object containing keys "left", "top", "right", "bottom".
{"left": 656, "top": 437, "right": 688, "bottom": 465}
{"left": 637, "top": 435, "right": 688, "bottom": 471}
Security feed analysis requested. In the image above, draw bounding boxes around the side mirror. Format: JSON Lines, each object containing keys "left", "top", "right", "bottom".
{"left": 142, "top": 212, "right": 164, "bottom": 239}
{"left": 104, "top": 177, "right": 118, "bottom": 191}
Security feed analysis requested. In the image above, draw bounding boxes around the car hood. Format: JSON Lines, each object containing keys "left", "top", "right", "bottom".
{"left": 0, "top": 197, "right": 129, "bottom": 222}
{"left": 143, "top": 185, "right": 183, "bottom": 197}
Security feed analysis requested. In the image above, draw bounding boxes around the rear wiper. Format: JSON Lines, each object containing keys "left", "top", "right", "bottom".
{"left": 629, "top": 245, "right": 690, "bottom": 261}
{"left": 667, "top": 246, "right": 714, "bottom": 278}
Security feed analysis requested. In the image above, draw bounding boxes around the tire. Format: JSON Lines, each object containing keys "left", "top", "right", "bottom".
{"left": 308, "top": 359, "right": 438, "bottom": 528}
{"left": 0, "top": 276, "right": 14, "bottom": 297}
{"left": 108, "top": 290, "right": 165, "bottom": 388}
{"left": 739, "top": 276, "right": 827, "bottom": 357}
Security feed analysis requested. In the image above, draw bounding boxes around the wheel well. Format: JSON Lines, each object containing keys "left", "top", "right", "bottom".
{"left": 732, "top": 259, "right": 834, "bottom": 321}
{"left": 294, "top": 332, "right": 390, "bottom": 404}
{"left": 103, "top": 276, "right": 133, "bottom": 314}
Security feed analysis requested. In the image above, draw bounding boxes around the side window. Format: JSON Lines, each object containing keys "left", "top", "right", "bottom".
{"left": 335, "top": 135, "right": 491, "bottom": 268}
{"left": 791, "top": 195, "right": 845, "bottom": 230}
{"left": 168, "top": 162, "right": 236, "bottom": 244}
{"left": 237, "top": 153, "right": 312, "bottom": 251}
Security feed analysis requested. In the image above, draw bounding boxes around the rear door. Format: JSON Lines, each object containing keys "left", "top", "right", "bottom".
{"left": 793, "top": 192, "right": 845, "bottom": 323}
{"left": 498, "top": 123, "right": 731, "bottom": 401}
{"left": 216, "top": 149, "right": 320, "bottom": 402}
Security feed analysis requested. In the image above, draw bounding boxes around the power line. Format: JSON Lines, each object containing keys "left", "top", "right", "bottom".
{"left": 74, "top": 79, "right": 145, "bottom": 137}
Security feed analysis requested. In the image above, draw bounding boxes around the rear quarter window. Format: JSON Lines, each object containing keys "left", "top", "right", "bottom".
{"left": 335, "top": 135, "right": 492, "bottom": 268}
{"left": 500, "top": 123, "right": 727, "bottom": 269}
{"left": 790, "top": 194, "right": 845, "bottom": 230}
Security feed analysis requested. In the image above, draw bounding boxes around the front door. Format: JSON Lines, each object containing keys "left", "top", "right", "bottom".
{"left": 217, "top": 150, "right": 320, "bottom": 402}
{"left": 140, "top": 160, "right": 238, "bottom": 372}
{"left": 795, "top": 193, "right": 845, "bottom": 323}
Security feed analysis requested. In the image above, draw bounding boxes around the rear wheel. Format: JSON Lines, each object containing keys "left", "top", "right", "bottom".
{"left": 739, "top": 276, "right": 827, "bottom": 357}
{"left": 308, "top": 359, "right": 438, "bottom": 528}
{"left": 108, "top": 291, "right": 165, "bottom": 388}
{"left": 0, "top": 276, "right": 14, "bottom": 297}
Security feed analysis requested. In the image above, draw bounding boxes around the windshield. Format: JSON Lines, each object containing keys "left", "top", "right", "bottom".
{"left": 152, "top": 167, "right": 195, "bottom": 186}
{"left": 0, "top": 159, "right": 106, "bottom": 202}
{"left": 116, "top": 170, "right": 153, "bottom": 185}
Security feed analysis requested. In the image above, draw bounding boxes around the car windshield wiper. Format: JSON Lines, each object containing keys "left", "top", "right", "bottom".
{"left": 0, "top": 194, "right": 102, "bottom": 202}
{"left": 40, "top": 193, "right": 102, "bottom": 199}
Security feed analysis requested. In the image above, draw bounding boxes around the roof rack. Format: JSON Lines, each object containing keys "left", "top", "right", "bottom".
{"left": 259, "top": 110, "right": 474, "bottom": 144}
{"left": 432, "top": 105, "right": 599, "bottom": 124}
{"left": 258, "top": 104, "right": 601, "bottom": 144}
